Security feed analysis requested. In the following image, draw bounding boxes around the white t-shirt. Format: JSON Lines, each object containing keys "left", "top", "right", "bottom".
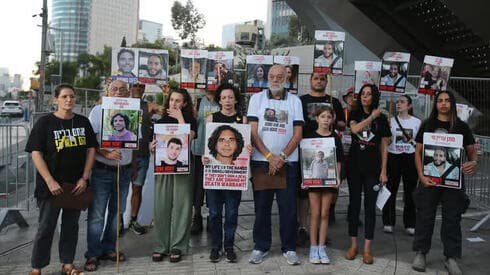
{"left": 247, "top": 90, "right": 304, "bottom": 161}
{"left": 388, "top": 115, "right": 421, "bottom": 154}
{"left": 89, "top": 104, "right": 133, "bottom": 165}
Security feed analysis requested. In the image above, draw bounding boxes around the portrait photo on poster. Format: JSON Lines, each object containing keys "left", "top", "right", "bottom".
{"left": 300, "top": 137, "right": 338, "bottom": 188}
{"left": 181, "top": 57, "right": 207, "bottom": 84}
{"left": 206, "top": 51, "right": 234, "bottom": 90}
{"left": 379, "top": 61, "right": 408, "bottom": 93}
{"left": 423, "top": 144, "right": 462, "bottom": 188}
{"left": 138, "top": 49, "right": 168, "bottom": 82}
{"left": 154, "top": 124, "right": 190, "bottom": 174}
{"left": 111, "top": 47, "right": 138, "bottom": 83}
{"left": 314, "top": 41, "right": 344, "bottom": 71}
{"left": 100, "top": 96, "right": 140, "bottom": 149}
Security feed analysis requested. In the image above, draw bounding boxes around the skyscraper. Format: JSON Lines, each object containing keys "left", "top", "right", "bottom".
{"left": 138, "top": 20, "right": 162, "bottom": 43}
{"left": 266, "top": 0, "right": 296, "bottom": 39}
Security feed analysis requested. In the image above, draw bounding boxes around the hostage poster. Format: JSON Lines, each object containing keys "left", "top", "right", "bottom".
{"left": 203, "top": 123, "right": 251, "bottom": 190}
{"left": 154, "top": 124, "right": 191, "bottom": 174}
{"left": 246, "top": 55, "right": 273, "bottom": 93}
{"left": 300, "top": 137, "right": 338, "bottom": 188}
{"left": 418, "top": 55, "right": 454, "bottom": 95}
{"left": 354, "top": 61, "right": 381, "bottom": 94}
{"left": 180, "top": 49, "right": 208, "bottom": 89}
{"left": 313, "top": 30, "right": 345, "bottom": 75}
{"left": 100, "top": 96, "right": 140, "bottom": 149}
{"left": 379, "top": 52, "right": 410, "bottom": 93}
{"left": 206, "top": 51, "right": 234, "bottom": 91}
{"left": 422, "top": 132, "right": 463, "bottom": 189}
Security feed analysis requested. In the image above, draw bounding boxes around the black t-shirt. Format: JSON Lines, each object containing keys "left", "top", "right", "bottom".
{"left": 300, "top": 94, "right": 345, "bottom": 137}
{"left": 25, "top": 113, "right": 97, "bottom": 199}
{"left": 415, "top": 118, "right": 475, "bottom": 146}
{"left": 211, "top": 112, "right": 243, "bottom": 124}
{"left": 156, "top": 114, "right": 197, "bottom": 135}
{"left": 305, "top": 131, "right": 344, "bottom": 162}
{"left": 348, "top": 109, "right": 391, "bottom": 175}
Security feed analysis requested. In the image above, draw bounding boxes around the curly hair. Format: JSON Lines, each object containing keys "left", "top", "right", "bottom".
{"left": 216, "top": 83, "right": 241, "bottom": 111}
{"left": 110, "top": 112, "right": 130, "bottom": 129}
{"left": 163, "top": 88, "right": 194, "bottom": 118}
{"left": 207, "top": 125, "right": 244, "bottom": 160}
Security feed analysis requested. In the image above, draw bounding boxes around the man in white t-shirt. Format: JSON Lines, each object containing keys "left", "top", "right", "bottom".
{"left": 247, "top": 64, "right": 304, "bottom": 266}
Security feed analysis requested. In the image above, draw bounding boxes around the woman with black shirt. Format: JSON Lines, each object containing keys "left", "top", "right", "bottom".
{"left": 411, "top": 90, "right": 477, "bottom": 274}
{"left": 345, "top": 84, "right": 391, "bottom": 264}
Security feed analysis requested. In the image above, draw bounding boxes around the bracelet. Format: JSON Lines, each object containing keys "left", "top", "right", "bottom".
{"left": 265, "top": 152, "right": 272, "bottom": 160}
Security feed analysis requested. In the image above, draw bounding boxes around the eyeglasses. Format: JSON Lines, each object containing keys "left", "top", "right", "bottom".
{"left": 110, "top": 86, "right": 129, "bottom": 92}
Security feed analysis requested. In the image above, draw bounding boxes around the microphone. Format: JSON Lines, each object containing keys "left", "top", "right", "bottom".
{"left": 373, "top": 183, "right": 382, "bottom": 192}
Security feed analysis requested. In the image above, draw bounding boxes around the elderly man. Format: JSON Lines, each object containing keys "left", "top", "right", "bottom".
{"left": 84, "top": 80, "right": 134, "bottom": 272}
{"left": 247, "top": 64, "right": 304, "bottom": 265}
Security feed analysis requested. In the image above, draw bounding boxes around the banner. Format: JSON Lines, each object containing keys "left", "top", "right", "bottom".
{"left": 203, "top": 123, "right": 251, "bottom": 190}
{"left": 418, "top": 55, "right": 454, "bottom": 95}
{"left": 100, "top": 96, "right": 140, "bottom": 149}
{"left": 300, "top": 137, "right": 338, "bottom": 188}
{"left": 246, "top": 55, "right": 273, "bottom": 93}
{"left": 379, "top": 52, "right": 410, "bottom": 93}
{"left": 313, "top": 30, "right": 345, "bottom": 75}
{"left": 354, "top": 61, "right": 382, "bottom": 94}
{"left": 207, "top": 51, "right": 234, "bottom": 91}
{"left": 154, "top": 124, "right": 191, "bottom": 174}
{"left": 180, "top": 49, "right": 208, "bottom": 89}
{"left": 274, "top": 55, "right": 300, "bottom": 94}
{"left": 422, "top": 132, "right": 463, "bottom": 189}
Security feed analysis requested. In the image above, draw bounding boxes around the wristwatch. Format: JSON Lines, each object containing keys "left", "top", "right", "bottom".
{"left": 280, "top": 151, "right": 288, "bottom": 162}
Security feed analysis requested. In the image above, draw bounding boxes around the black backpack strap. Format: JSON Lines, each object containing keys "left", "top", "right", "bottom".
{"left": 394, "top": 115, "right": 415, "bottom": 147}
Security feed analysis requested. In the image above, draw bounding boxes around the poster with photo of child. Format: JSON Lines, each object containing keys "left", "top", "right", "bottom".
{"left": 313, "top": 30, "right": 345, "bottom": 75}
{"left": 300, "top": 137, "right": 338, "bottom": 188}
{"left": 100, "top": 96, "right": 140, "bottom": 149}
{"left": 203, "top": 123, "right": 251, "bottom": 191}
{"left": 154, "top": 124, "right": 191, "bottom": 174}
{"left": 379, "top": 52, "right": 411, "bottom": 93}
{"left": 273, "top": 55, "right": 300, "bottom": 94}
{"left": 207, "top": 51, "right": 234, "bottom": 91}
{"left": 422, "top": 132, "right": 463, "bottom": 189}
{"left": 246, "top": 55, "right": 273, "bottom": 93}
{"left": 418, "top": 55, "right": 454, "bottom": 96}
{"left": 354, "top": 61, "right": 381, "bottom": 94}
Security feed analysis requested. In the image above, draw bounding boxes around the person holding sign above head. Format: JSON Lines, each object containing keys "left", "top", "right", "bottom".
{"left": 304, "top": 106, "right": 343, "bottom": 264}
{"left": 149, "top": 88, "right": 197, "bottom": 263}
{"left": 345, "top": 84, "right": 391, "bottom": 265}
{"left": 411, "top": 90, "right": 477, "bottom": 275}
{"left": 382, "top": 95, "right": 421, "bottom": 236}
{"left": 203, "top": 83, "right": 248, "bottom": 263}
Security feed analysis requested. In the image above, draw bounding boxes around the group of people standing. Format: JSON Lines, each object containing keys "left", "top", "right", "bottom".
{"left": 27, "top": 63, "right": 477, "bottom": 275}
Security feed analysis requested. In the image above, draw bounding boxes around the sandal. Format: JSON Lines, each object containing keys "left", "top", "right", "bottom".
{"left": 100, "top": 251, "right": 126, "bottom": 262}
{"left": 61, "top": 264, "right": 83, "bottom": 275}
{"left": 152, "top": 252, "right": 164, "bottom": 262}
{"left": 84, "top": 257, "right": 99, "bottom": 272}
{"left": 169, "top": 249, "right": 182, "bottom": 263}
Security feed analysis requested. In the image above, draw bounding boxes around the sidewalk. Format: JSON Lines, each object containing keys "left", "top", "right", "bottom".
{"left": 1, "top": 186, "right": 489, "bottom": 274}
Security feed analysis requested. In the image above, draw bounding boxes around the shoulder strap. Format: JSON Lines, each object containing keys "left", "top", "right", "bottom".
{"left": 196, "top": 97, "right": 203, "bottom": 112}
{"left": 441, "top": 164, "right": 457, "bottom": 179}
{"left": 394, "top": 115, "right": 414, "bottom": 146}
{"left": 394, "top": 75, "right": 404, "bottom": 87}
{"left": 330, "top": 55, "right": 341, "bottom": 69}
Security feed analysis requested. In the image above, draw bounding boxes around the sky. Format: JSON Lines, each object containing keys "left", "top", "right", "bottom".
{"left": 0, "top": 0, "right": 268, "bottom": 90}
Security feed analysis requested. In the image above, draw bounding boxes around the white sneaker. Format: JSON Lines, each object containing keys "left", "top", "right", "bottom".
{"left": 249, "top": 250, "right": 267, "bottom": 264}
{"left": 309, "top": 246, "right": 320, "bottom": 264}
{"left": 318, "top": 245, "right": 330, "bottom": 264}
{"left": 383, "top": 225, "right": 393, "bottom": 233}
{"left": 406, "top": 227, "right": 415, "bottom": 236}
{"left": 283, "top": 251, "right": 300, "bottom": 265}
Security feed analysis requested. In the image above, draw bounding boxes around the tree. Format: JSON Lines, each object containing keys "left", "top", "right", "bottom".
{"left": 171, "top": 0, "right": 206, "bottom": 47}
{"left": 288, "top": 15, "right": 312, "bottom": 44}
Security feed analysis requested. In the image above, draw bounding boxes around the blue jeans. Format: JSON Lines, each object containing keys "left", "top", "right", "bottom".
{"left": 207, "top": 189, "right": 242, "bottom": 250}
{"left": 85, "top": 166, "right": 130, "bottom": 258}
{"left": 252, "top": 161, "right": 299, "bottom": 253}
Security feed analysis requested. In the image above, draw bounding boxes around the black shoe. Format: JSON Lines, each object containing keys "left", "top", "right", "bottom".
{"left": 225, "top": 248, "right": 237, "bottom": 263}
{"left": 210, "top": 249, "right": 222, "bottom": 263}
{"left": 296, "top": 227, "right": 309, "bottom": 247}
{"left": 129, "top": 220, "right": 147, "bottom": 235}
{"left": 190, "top": 215, "right": 203, "bottom": 235}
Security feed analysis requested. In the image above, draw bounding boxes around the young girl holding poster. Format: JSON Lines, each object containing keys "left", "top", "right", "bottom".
{"left": 411, "top": 90, "right": 477, "bottom": 274}
{"left": 304, "top": 106, "right": 343, "bottom": 264}
{"left": 203, "top": 83, "right": 247, "bottom": 263}
{"left": 150, "top": 88, "right": 197, "bottom": 263}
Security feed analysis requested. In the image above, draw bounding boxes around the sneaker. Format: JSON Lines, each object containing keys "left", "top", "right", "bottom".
{"left": 309, "top": 246, "right": 320, "bottom": 264}
{"left": 318, "top": 245, "right": 330, "bottom": 264}
{"left": 129, "top": 220, "right": 147, "bottom": 235}
{"left": 225, "top": 248, "right": 237, "bottom": 263}
{"left": 383, "top": 225, "right": 393, "bottom": 233}
{"left": 190, "top": 215, "right": 203, "bottom": 235}
{"left": 445, "top": 257, "right": 463, "bottom": 275}
{"left": 405, "top": 227, "right": 415, "bottom": 236}
{"left": 209, "top": 249, "right": 221, "bottom": 263}
{"left": 412, "top": 251, "right": 426, "bottom": 272}
{"left": 296, "top": 227, "right": 309, "bottom": 247}
{"left": 249, "top": 250, "right": 267, "bottom": 264}
{"left": 283, "top": 251, "right": 300, "bottom": 265}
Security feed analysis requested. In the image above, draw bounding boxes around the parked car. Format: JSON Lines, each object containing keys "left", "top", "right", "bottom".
{"left": 1, "top": 100, "right": 24, "bottom": 117}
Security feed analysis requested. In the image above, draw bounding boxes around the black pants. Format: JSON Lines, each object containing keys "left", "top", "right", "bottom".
{"left": 347, "top": 171, "right": 379, "bottom": 240}
{"left": 382, "top": 153, "right": 417, "bottom": 228}
{"left": 31, "top": 199, "right": 81, "bottom": 269}
{"left": 192, "top": 155, "right": 205, "bottom": 208}
{"left": 412, "top": 185, "right": 466, "bottom": 258}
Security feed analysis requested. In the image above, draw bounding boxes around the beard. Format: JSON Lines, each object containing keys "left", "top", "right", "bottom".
{"left": 269, "top": 85, "right": 284, "bottom": 96}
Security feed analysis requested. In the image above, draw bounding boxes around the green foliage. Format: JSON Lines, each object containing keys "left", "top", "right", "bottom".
{"left": 171, "top": 0, "right": 206, "bottom": 47}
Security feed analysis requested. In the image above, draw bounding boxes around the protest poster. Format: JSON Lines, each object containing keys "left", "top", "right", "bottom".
{"left": 422, "top": 132, "right": 463, "bottom": 189}
{"left": 154, "top": 124, "right": 191, "bottom": 174}
{"left": 206, "top": 51, "right": 234, "bottom": 91}
{"left": 203, "top": 123, "right": 251, "bottom": 191}
{"left": 111, "top": 47, "right": 139, "bottom": 84}
{"left": 137, "top": 48, "right": 169, "bottom": 85}
{"left": 418, "top": 55, "right": 454, "bottom": 95}
{"left": 180, "top": 49, "right": 208, "bottom": 89}
{"left": 273, "top": 55, "right": 300, "bottom": 94}
{"left": 456, "top": 103, "right": 473, "bottom": 123}
{"left": 300, "top": 137, "right": 338, "bottom": 188}
{"left": 379, "top": 52, "right": 411, "bottom": 93}
{"left": 313, "top": 30, "right": 345, "bottom": 75}
{"left": 354, "top": 61, "right": 381, "bottom": 94}
{"left": 100, "top": 96, "right": 140, "bottom": 149}
{"left": 246, "top": 55, "right": 273, "bottom": 93}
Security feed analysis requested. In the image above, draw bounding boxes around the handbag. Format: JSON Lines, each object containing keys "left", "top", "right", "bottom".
{"left": 52, "top": 183, "right": 95, "bottom": 210}
{"left": 251, "top": 166, "right": 287, "bottom": 191}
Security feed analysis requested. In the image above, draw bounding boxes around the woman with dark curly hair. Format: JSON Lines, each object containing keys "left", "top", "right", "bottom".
{"left": 207, "top": 125, "right": 245, "bottom": 165}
